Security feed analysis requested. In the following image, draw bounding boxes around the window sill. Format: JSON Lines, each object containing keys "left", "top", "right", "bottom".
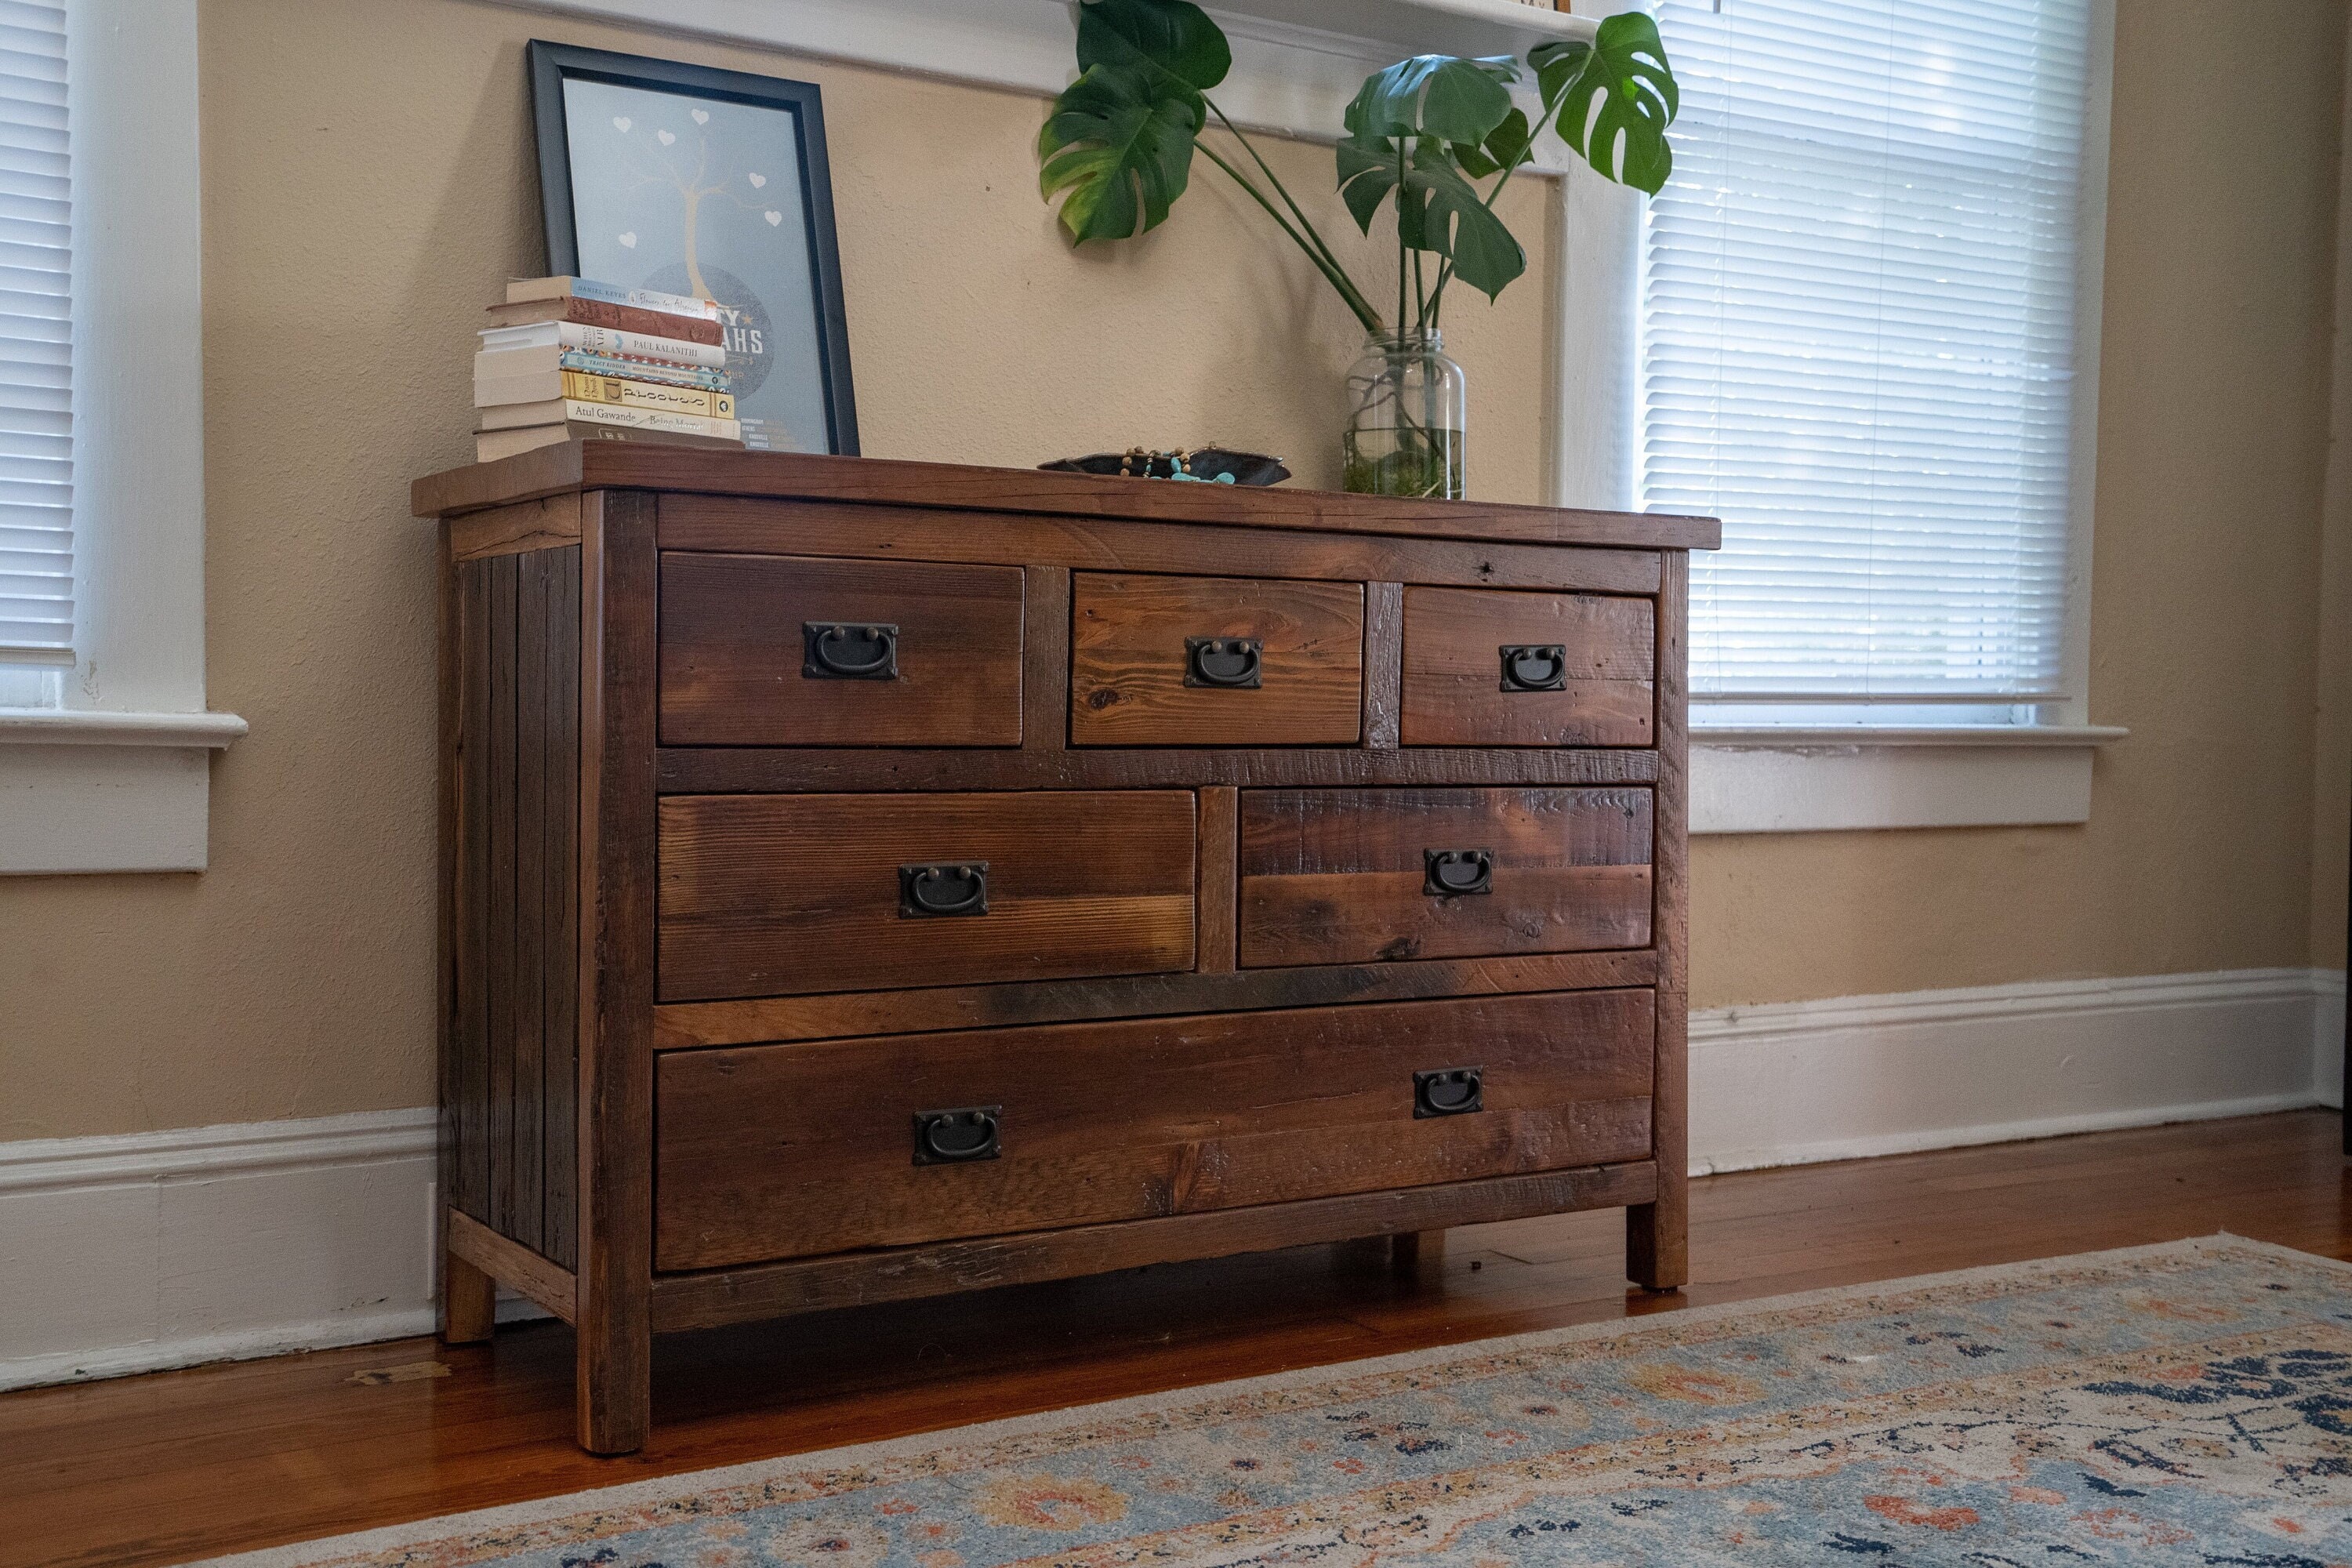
{"left": 0, "top": 709, "right": 249, "bottom": 874}
{"left": 1690, "top": 724, "right": 2128, "bottom": 834}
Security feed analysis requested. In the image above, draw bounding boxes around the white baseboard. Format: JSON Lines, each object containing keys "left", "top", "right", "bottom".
{"left": 1, "top": 967, "right": 2341, "bottom": 1392}
{"left": 1690, "top": 967, "right": 2344, "bottom": 1173}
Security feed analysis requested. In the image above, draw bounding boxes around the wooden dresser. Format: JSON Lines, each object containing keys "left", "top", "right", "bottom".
{"left": 413, "top": 444, "right": 1719, "bottom": 1454}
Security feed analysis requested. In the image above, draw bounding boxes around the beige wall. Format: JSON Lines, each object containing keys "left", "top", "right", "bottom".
{"left": 2318, "top": 31, "right": 2352, "bottom": 978}
{"left": 0, "top": 0, "right": 2343, "bottom": 1141}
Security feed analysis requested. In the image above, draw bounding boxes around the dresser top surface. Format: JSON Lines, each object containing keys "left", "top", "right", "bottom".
{"left": 412, "top": 442, "right": 1720, "bottom": 553}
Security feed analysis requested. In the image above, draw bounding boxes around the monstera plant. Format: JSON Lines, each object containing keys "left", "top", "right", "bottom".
{"left": 1037, "top": 0, "right": 1679, "bottom": 496}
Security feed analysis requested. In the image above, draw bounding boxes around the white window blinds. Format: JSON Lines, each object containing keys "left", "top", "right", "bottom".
{"left": 0, "top": 0, "right": 68, "bottom": 665}
{"left": 1642, "top": 0, "right": 2090, "bottom": 702}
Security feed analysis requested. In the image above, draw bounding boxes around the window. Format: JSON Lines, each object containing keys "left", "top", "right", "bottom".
{"left": 0, "top": 0, "right": 71, "bottom": 677}
{"left": 1640, "top": 0, "right": 2094, "bottom": 713}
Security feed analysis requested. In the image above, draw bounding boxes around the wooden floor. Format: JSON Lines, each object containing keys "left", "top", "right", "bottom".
{"left": 3, "top": 1109, "right": 2345, "bottom": 1568}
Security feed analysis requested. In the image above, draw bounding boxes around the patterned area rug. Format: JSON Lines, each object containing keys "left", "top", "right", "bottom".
{"left": 200, "top": 1236, "right": 2352, "bottom": 1567}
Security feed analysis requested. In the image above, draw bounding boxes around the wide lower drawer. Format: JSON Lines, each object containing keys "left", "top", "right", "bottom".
{"left": 1238, "top": 787, "right": 1653, "bottom": 967}
{"left": 659, "top": 552, "right": 1025, "bottom": 746}
{"left": 1069, "top": 572, "right": 1364, "bottom": 746}
{"left": 1400, "top": 586, "right": 1653, "bottom": 746}
{"left": 655, "top": 989, "right": 1656, "bottom": 1269}
{"left": 656, "top": 791, "right": 1196, "bottom": 1001}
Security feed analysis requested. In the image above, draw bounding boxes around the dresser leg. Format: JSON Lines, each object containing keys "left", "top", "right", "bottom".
{"left": 1392, "top": 1229, "right": 1446, "bottom": 1274}
{"left": 1626, "top": 1191, "right": 1688, "bottom": 1292}
{"left": 441, "top": 1244, "right": 495, "bottom": 1345}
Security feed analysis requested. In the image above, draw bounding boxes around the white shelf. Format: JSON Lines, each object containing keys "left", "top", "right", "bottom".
{"left": 494, "top": 0, "right": 1601, "bottom": 153}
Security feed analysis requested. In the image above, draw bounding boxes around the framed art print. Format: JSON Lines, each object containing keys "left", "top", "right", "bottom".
{"left": 528, "top": 41, "right": 860, "bottom": 455}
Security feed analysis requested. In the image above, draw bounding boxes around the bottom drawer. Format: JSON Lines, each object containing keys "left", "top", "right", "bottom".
{"left": 655, "top": 989, "right": 1656, "bottom": 1270}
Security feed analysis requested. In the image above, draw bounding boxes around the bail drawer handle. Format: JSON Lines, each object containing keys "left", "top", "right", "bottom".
{"left": 1498, "top": 643, "right": 1567, "bottom": 692}
{"left": 913, "top": 1105, "right": 1002, "bottom": 1164}
{"left": 899, "top": 862, "right": 989, "bottom": 917}
{"left": 804, "top": 621, "right": 900, "bottom": 680}
{"left": 1423, "top": 848, "right": 1494, "bottom": 897}
{"left": 1185, "top": 636, "right": 1263, "bottom": 689}
{"left": 1414, "top": 1068, "right": 1483, "bottom": 1119}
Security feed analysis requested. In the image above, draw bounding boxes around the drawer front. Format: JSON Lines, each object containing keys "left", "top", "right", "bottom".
{"left": 1070, "top": 572, "right": 1363, "bottom": 746}
{"left": 656, "top": 791, "right": 1196, "bottom": 1001}
{"left": 655, "top": 989, "right": 1656, "bottom": 1268}
{"left": 1400, "top": 587, "right": 1653, "bottom": 746}
{"left": 659, "top": 552, "right": 1025, "bottom": 746}
{"left": 1238, "top": 788, "right": 1653, "bottom": 968}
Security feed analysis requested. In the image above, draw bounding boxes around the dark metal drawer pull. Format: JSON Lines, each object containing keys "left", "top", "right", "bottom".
{"left": 1423, "top": 848, "right": 1494, "bottom": 897}
{"left": 1414, "top": 1068, "right": 1483, "bottom": 1118}
{"left": 804, "top": 621, "right": 899, "bottom": 680}
{"left": 899, "top": 861, "right": 989, "bottom": 917}
{"left": 1185, "top": 636, "right": 1263, "bottom": 688}
{"left": 1499, "top": 643, "right": 1567, "bottom": 691}
{"left": 913, "top": 1105, "right": 1001, "bottom": 1164}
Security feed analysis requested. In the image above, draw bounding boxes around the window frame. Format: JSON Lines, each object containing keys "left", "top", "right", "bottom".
{"left": 0, "top": 0, "right": 243, "bottom": 877}
{"left": 1548, "top": 0, "right": 2122, "bottom": 832}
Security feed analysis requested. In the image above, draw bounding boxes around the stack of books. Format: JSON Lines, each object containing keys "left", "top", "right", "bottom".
{"left": 474, "top": 277, "right": 745, "bottom": 463}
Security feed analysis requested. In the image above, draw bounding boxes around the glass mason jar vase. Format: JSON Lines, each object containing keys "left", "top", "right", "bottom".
{"left": 1341, "top": 329, "right": 1467, "bottom": 499}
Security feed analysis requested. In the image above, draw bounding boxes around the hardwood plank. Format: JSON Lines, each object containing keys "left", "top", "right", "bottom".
{"left": 1238, "top": 787, "right": 1653, "bottom": 968}
{"left": 485, "top": 554, "right": 517, "bottom": 1238}
{"left": 575, "top": 491, "right": 659, "bottom": 1454}
{"left": 650, "top": 948, "right": 1662, "bottom": 1048}
{"left": 655, "top": 990, "right": 1655, "bottom": 1268}
{"left": 1069, "top": 573, "right": 1364, "bottom": 746}
{"left": 655, "top": 745, "right": 1661, "bottom": 794}
{"left": 1196, "top": 786, "right": 1238, "bottom": 975}
{"left": 1022, "top": 564, "right": 1071, "bottom": 751}
{"left": 1362, "top": 581, "right": 1404, "bottom": 750}
{"left": 543, "top": 547, "right": 581, "bottom": 1272}
{"left": 5, "top": 1112, "right": 2343, "bottom": 1568}
{"left": 1629, "top": 553, "right": 1690, "bottom": 1290}
{"left": 654, "top": 1160, "right": 1661, "bottom": 1331}
{"left": 658, "top": 495, "right": 1668, "bottom": 596}
{"left": 510, "top": 552, "right": 548, "bottom": 1254}
{"left": 454, "top": 561, "right": 491, "bottom": 1222}
{"left": 413, "top": 443, "right": 1723, "bottom": 553}
{"left": 658, "top": 553, "right": 1024, "bottom": 746}
{"left": 1401, "top": 586, "right": 1656, "bottom": 747}
{"left": 446, "top": 1208, "right": 579, "bottom": 1327}
{"left": 447, "top": 493, "right": 584, "bottom": 562}
{"left": 655, "top": 792, "right": 1198, "bottom": 1002}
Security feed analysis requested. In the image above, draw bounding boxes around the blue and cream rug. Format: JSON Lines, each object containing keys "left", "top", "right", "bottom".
{"left": 203, "top": 1236, "right": 2352, "bottom": 1566}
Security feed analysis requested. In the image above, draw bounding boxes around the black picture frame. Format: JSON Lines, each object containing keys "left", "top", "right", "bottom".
{"left": 527, "top": 40, "right": 860, "bottom": 456}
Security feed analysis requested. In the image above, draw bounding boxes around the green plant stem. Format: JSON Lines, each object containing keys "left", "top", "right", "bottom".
{"left": 1193, "top": 141, "right": 1385, "bottom": 336}
{"left": 1396, "top": 140, "right": 1408, "bottom": 336}
{"left": 1203, "top": 101, "right": 1377, "bottom": 327}
{"left": 1425, "top": 93, "right": 1569, "bottom": 328}
{"left": 1412, "top": 248, "right": 1425, "bottom": 332}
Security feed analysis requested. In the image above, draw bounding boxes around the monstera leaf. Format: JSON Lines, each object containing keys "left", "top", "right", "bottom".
{"left": 1076, "top": 0, "right": 1230, "bottom": 97}
{"left": 1039, "top": 0, "right": 1230, "bottom": 244}
{"left": 1039, "top": 65, "right": 1206, "bottom": 242}
{"left": 1344, "top": 53, "right": 1518, "bottom": 146}
{"left": 1534, "top": 11, "right": 1678, "bottom": 194}
{"left": 1336, "top": 132, "right": 1526, "bottom": 300}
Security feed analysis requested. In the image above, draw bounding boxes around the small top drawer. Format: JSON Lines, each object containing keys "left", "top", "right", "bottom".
{"left": 1400, "top": 586, "right": 1653, "bottom": 746}
{"left": 1070, "top": 572, "right": 1363, "bottom": 746}
{"left": 659, "top": 553, "right": 1025, "bottom": 746}
{"left": 656, "top": 790, "right": 1196, "bottom": 1001}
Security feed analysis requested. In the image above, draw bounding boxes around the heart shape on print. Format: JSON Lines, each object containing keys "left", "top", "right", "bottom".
{"left": 691, "top": 108, "right": 710, "bottom": 125}
{"left": 657, "top": 129, "right": 676, "bottom": 146}
{"left": 747, "top": 172, "right": 767, "bottom": 189}
{"left": 618, "top": 231, "right": 637, "bottom": 249}
{"left": 764, "top": 210, "right": 782, "bottom": 226}
{"left": 612, "top": 115, "right": 632, "bottom": 132}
